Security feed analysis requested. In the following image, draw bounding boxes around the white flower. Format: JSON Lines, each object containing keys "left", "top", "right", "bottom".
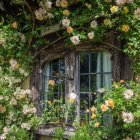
{"left": 62, "top": 18, "right": 70, "bottom": 27}
{"left": 0, "top": 95, "right": 4, "bottom": 100}
{"left": 88, "top": 32, "right": 94, "bottom": 39}
{"left": 45, "top": 1, "right": 52, "bottom": 9}
{"left": 3, "top": 127, "right": 9, "bottom": 134}
{"left": 30, "top": 107, "right": 37, "bottom": 113}
{"left": 70, "top": 35, "right": 80, "bottom": 45}
{"left": 134, "top": 8, "right": 140, "bottom": 20}
{"left": 21, "top": 123, "right": 31, "bottom": 130}
{"left": 24, "top": 72, "right": 29, "bottom": 77}
{"left": 116, "top": 0, "right": 127, "bottom": 5}
{"left": 56, "top": 0, "right": 61, "bottom": 7}
{"left": 0, "top": 133, "right": 6, "bottom": 140}
{"left": 123, "top": 89, "right": 134, "bottom": 100}
{"left": 90, "top": 20, "right": 97, "bottom": 29}
{"left": 19, "top": 68, "right": 25, "bottom": 74}
{"left": 26, "top": 89, "right": 31, "bottom": 94}
{"left": 9, "top": 59, "right": 17, "bottom": 69}
{"left": 10, "top": 98, "right": 17, "bottom": 106}
{"left": 69, "top": 92, "right": 77, "bottom": 100}
{"left": 97, "top": 88, "right": 105, "bottom": 93}
{"left": 122, "top": 111, "right": 134, "bottom": 123}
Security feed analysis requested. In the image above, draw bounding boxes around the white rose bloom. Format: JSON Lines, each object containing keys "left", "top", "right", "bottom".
{"left": 123, "top": 89, "right": 134, "bottom": 100}
{"left": 62, "top": 18, "right": 70, "bottom": 27}
{"left": 30, "top": 107, "right": 37, "bottom": 114}
{"left": 21, "top": 123, "right": 31, "bottom": 130}
{"left": 97, "top": 88, "right": 105, "bottom": 93}
{"left": 122, "top": 112, "right": 134, "bottom": 123}
{"left": 24, "top": 72, "right": 29, "bottom": 77}
{"left": 90, "top": 20, "right": 97, "bottom": 29}
{"left": 70, "top": 35, "right": 80, "bottom": 45}
{"left": 45, "top": 1, "right": 52, "bottom": 9}
{"left": 116, "top": 0, "right": 127, "bottom": 5}
{"left": 88, "top": 32, "right": 94, "bottom": 39}
{"left": 3, "top": 127, "right": 9, "bottom": 134}
{"left": 69, "top": 92, "right": 77, "bottom": 100}
{"left": 56, "top": 0, "right": 61, "bottom": 7}
{"left": 9, "top": 59, "right": 17, "bottom": 69}
{"left": 26, "top": 89, "right": 31, "bottom": 94}
{"left": 0, "top": 133, "right": 6, "bottom": 140}
{"left": 19, "top": 68, "right": 25, "bottom": 74}
{"left": 134, "top": 8, "right": 140, "bottom": 20}
{"left": 10, "top": 98, "right": 17, "bottom": 106}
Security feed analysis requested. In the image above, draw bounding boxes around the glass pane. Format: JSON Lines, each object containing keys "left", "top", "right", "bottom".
{"left": 103, "top": 74, "right": 112, "bottom": 89}
{"left": 90, "top": 74, "right": 97, "bottom": 92}
{"left": 80, "top": 75, "right": 89, "bottom": 92}
{"left": 60, "top": 59, "right": 65, "bottom": 74}
{"left": 52, "top": 59, "right": 59, "bottom": 76}
{"left": 90, "top": 53, "right": 97, "bottom": 73}
{"left": 80, "top": 53, "right": 89, "bottom": 73}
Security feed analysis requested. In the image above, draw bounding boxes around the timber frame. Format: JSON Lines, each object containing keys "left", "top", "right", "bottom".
{"left": 30, "top": 31, "right": 134, "bottom": 115}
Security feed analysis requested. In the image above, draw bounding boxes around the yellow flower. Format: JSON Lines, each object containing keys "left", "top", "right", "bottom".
{"left": 63, "top": 9, "right": 70, "bottom": 16}
{"left": 48, "top": 80, "right": 55, "bottom": 86}
{"left": 91, "top": 106, "right": 97, "bottom": 113}
{"left": 103, "top": 18, "right": 111, "bottom": 26}
{"left": 123, "top": 7, "right": 129, "bottom": 14}
{"left": 101, "top": 104, "right": 108, "bottom": 112}
{"left": 69, "top": 98, "right": 75, "bottom": 103}
{"left": 12, "top": 21, "right": 18, "bottom": 29}
{"left": 67, "top": 26, "right": 73, "bottom": 34}
{"left": 60, "top": 0, "right": 68, "bottom": 8}
{"left": 15, "top": 63, "right": 20, "bottom": 69}
{"left": 122, "top": 25, "right": 130, "bottom": 32}
{"left": 85, "top": 109, "right": 90, "bottom": 113}
{"left": 105, "top": 99, "right": 115, "bottom": 109}
{"left": 91, "top": 113, "right": 96, "bottom": 119}
{"left": 85, "top": 3, "right": 92, "bottom": 9}
{"left": 0, "top": 105, "right": 6, "bottom": 113}
{"left": 94, "top": 122, "right": 100, "bottom": 128}
{"left": 110, "top": 6, "right": 118, "bottom": 14}
{"left": 47, "top": 100, "right": 52, "bottom": 105}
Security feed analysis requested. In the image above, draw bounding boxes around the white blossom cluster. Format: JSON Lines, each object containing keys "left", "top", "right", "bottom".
{"left": 122, "top": 111, "right": 134, "bottom": 123}
{"left": 116, "top": 0, "right": 133, "bottom": 6}
{"left": 134, "top": 8, "right": 140, "bottom": 20}
{"left": 23, "top": 104, "right": 37, "bottom": 115}
{"left": 34, "top": 0, "right": 53, "bottom": 21}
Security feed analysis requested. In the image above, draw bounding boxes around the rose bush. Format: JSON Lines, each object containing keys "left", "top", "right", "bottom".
{"left": 0, "top": 62, "right": 42, "bottom": 140}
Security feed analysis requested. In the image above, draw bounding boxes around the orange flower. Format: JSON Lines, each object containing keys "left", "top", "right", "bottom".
{"left": 60, "top": 0, "right": 68, "bottom": 8}
{"left": 63, "top": 9, "right": 70, "bottom": 16}
{"left": 91, "top": 113, "right": 96, "bottom": 119}
{"left": 91, "top": 106, "right": 97, "bottom": 113}
{"left": 94, "top": 122, "right": 100, "bottom": 128}
{"left": 105, "top": 99, "right": 115, "bottom": 109}
{"left": 101, "top": 104, "right": 108, "bottom": 112}
{"left": 120, "top": 80, "right": 125, "bottom": 83}
{"left": 48, "top": 80, "right": 55, "bottom": 86}
{"left": 12, "top": 21, "right": 17, "bottom": 29}
{"left": 67, "top": 26, "right": 73, "bottom": 34}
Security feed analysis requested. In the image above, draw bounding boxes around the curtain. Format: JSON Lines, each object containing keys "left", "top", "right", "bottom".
{"left": 43, "top": 63, "right": 50, "bottom": 108}
{"left": 103, "top": 52, "right": 112, "bottom": 89}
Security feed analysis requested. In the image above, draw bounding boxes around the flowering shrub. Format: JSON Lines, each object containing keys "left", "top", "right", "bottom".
{"left": 0, "top": 63, "right": 41, "bottom": 140}
{"left": 72, "top": 81, "right": 140, "bottom": 139}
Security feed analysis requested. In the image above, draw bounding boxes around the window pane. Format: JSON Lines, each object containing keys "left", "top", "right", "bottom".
{"left": 80, "top": 53, "right": 89, "bottom": 73}
{"left": 52, "top": 59, "right": 59, "bottom": 76}
{"left": 90, "top": 53, "right": 97, "bottom": 73}
{"left": 80, "top": 75, "right": 89, "bottom": 92}
{"left": 103, "top": 74, "right": 112, "bottom": 89}
{"left": 60, "top": 59, "right": 65, "bottom": 74}
{"left": 90, "top": 75, "right": 97, "bottom": 92}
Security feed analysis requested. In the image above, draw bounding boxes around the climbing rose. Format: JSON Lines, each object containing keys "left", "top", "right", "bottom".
{"left": 62, "top": 18, "right": 70, "bottom": 27}
{"left": 70, "top": 35, "right": 80, "bottom": 45}
{"left": 122, "top": 112, "right": 134, "bottom": 123}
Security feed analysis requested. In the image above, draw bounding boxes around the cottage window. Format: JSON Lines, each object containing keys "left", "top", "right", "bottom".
{"left": 41, "top": 51, "right": 112, "bottom": 118}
